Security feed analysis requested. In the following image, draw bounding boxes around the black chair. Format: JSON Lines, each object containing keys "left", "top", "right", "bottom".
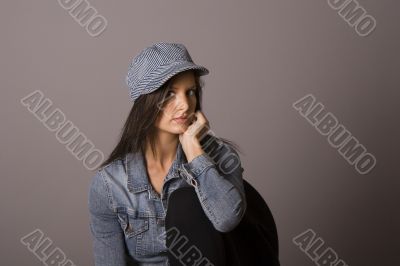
{"left": 221, "top": 179, "right": 280, "bottom": 266}
{"left": 127, "top": 179, "right": 280, "bottom": 266}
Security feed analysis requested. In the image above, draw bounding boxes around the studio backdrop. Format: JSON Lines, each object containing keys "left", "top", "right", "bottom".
{"left": 1, "top": 0, "right": 399, "bottom": 265}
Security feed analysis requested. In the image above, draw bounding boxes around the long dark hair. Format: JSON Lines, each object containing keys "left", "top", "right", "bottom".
{"left": 97, "top": 69, "right": 242, "bottom": 170}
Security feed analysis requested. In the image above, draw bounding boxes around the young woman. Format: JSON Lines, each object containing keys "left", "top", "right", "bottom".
{"left": 88, "top": 42, "right": 247, "bottom": 266}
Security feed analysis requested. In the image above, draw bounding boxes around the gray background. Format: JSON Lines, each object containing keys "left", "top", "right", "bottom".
{"left": 1, "top": 0, "right": 399, "bottom": 265}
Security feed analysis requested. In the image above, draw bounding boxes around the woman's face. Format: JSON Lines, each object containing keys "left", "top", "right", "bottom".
{"left": 155, "top": 71, "right": 198, "bottom": 134}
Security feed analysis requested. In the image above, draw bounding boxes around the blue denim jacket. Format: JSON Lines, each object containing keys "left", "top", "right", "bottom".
{"left": 88, "top": 138, "right": 247, "bottom": 265}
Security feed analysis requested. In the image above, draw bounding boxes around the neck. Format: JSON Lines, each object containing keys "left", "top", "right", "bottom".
{"left": 145, "top": 131, "right": 179, "bottom": 170}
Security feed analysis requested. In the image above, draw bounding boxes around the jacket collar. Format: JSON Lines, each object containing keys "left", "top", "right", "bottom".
{"left": 125, "top": 142, "right": 187, "bottom": 193}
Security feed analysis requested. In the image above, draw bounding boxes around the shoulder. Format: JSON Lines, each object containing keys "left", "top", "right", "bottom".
{"left": 88, "top": 157, "right": 126, "bottom": 198}
{"left": 99, "top": 157, "right": 126, "bottom": 178}
{"left": 88, "top": 156, "right": 129, "bottom": 213}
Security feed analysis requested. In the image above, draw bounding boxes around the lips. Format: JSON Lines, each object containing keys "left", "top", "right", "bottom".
{"left": 173, "top": 117, "right": 188, "bottom": 124}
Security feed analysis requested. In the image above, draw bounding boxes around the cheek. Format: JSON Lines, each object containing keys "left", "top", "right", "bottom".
{"left": 161, "top": 102, "right": 176, "bottom": 117}
{"left": 155, "top": 114, "right": 168, "bottom": 129}
{"left": 155, "top": 111, "right": 174, "bottom": 130}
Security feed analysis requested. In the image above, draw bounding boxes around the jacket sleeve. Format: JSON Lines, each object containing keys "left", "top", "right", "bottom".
{"left": 180, "top": 142, "right": 247, "bottom": 233}
{"left": 88, "top": 170, "right": 130, "bottom": 266}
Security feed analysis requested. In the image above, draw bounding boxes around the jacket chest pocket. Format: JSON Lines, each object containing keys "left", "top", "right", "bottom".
{"left": 116, "top": 208, "right": 150, "bottom": 257}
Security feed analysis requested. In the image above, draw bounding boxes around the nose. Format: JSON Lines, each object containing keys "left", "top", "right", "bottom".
{"left": 174, "top": 93, "right": 190, "bottom": 112}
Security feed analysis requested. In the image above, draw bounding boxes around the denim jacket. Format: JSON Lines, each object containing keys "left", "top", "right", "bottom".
{"left": 88, "top": 137, "right": 247, "bottom": 265}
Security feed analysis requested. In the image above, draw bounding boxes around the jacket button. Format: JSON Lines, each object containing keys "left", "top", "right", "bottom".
{"left": 157, "top": 218, "right": 165, "bottom": 226}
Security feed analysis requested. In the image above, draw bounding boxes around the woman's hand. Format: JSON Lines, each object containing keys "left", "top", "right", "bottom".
{"left": 179, "top": 110, "right": 210, "bottom": 162}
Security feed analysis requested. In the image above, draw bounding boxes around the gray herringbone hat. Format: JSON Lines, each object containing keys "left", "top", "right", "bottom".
{"left": 125, "top": 42, "right": 209, "bottom": 102}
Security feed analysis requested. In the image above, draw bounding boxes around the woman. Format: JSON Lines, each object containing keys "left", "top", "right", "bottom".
{"left": 88, "top": 42, "right": 247, "bottom": 266}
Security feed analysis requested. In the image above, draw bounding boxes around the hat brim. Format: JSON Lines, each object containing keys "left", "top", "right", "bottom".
{"left": 138, "top": 61, "right": 209, "bottom": 100}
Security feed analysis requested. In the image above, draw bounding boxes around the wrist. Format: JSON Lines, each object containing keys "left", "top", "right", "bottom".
{"left": 186, "top": 146, "right": 204, "bottom": 163}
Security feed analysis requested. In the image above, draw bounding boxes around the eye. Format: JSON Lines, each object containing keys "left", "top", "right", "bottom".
{"left": 166, "top": 90, "right": 175, "bottom": 98}
{"left": 187, "top": 89, "right": 196, "bottom": 96}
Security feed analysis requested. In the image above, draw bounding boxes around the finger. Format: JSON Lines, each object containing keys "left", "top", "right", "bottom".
{"left": 186, "top": 121, "right": 202, "bottom": 137}
{"left": 196, "top": 111, "right": 210, "bottom": 131}
{"left": 187, "top": 112, "right": 197, "bottom": 125}
{"left": 190, "top": 121, "right": 209, "bottom": 139}
{"left": 194, "top": 111, "right": 208, "bottom": 125}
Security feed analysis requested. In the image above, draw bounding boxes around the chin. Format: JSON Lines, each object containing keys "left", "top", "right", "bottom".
{"left": 171, "top": 124, "right": 188, "bottom": 134}
{"left": 173, "top": 127, "right": 187, "bottom": 134}
{"left": 158, "top": 125, "right": 186, "bottom": 135}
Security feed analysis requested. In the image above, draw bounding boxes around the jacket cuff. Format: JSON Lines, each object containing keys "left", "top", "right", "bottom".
{"left": 182, "top": 152, "right": 215, "bottom": 178}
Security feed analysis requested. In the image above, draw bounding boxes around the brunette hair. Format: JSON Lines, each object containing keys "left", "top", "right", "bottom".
{"left": 97, "top": 70, "right": 242, "bottom": 170}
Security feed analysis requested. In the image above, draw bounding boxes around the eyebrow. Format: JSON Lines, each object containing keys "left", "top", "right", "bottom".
{"left": 170, "top": 85, "right": 197, "bottom": 90}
